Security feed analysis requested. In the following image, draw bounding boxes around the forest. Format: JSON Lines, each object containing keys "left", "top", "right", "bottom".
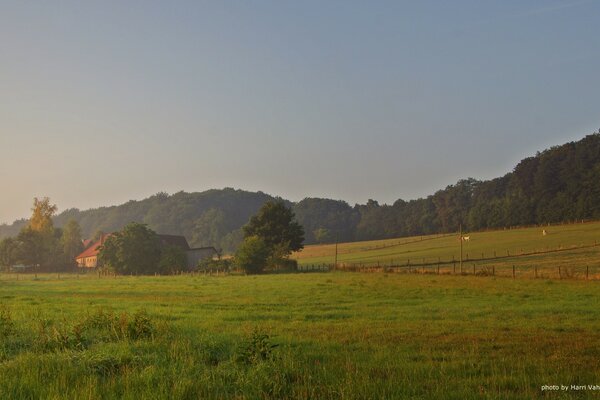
{"left": 1, "top": 132, "right": 600, "bottom": 252}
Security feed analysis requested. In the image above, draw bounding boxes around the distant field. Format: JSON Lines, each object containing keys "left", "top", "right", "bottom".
{"left": 1, "top": 273, "right": 600, "bottom": 399}
{"left": 293, "top": 221, "right": 600, "bottom": 278}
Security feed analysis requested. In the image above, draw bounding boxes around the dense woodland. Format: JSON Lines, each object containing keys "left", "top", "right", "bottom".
{"left": 2, "top": 132, "right": 600, "bottom": 252}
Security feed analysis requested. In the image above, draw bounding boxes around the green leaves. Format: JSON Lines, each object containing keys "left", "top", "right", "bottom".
{"left": 242, "top": 200, "right": 304, "bottom": 255}
{"left": 98, "top": 223, "right": 161, "bottom": 274}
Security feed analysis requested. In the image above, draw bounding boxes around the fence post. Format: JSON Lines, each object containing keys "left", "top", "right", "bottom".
{"left": 473, "top": 264, "right": 475, "bottom": 275}
{"left": 512, "top": 265, "right": 515, "bottom": 279}
{"left": 492, "top": 265, "right": 495, "bottom": 276}
{"left": 558, "top": 266, "right": 561, "bottom": 279}
{"left": 586, "top": 266, "right": 589, "bottom": 280}
{"left": 453, "top": 261, "right": 456, "bottom": 274}
{"left": 534, "top": 265, "right": 538, "bottom": 279}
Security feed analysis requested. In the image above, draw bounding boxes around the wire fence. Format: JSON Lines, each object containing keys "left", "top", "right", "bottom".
{"left": 298, "top": 262, "right": 600, "bottom": 280}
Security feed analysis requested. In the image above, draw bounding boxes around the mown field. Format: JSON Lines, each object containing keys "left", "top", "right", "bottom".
{"left": 1, "top": 272, "right": 600, "bottom": 399}
{"left": 293, "top": 221, "right": 600, "bottom": 279}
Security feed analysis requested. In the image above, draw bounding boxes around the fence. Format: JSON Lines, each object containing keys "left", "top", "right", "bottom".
{"left": 328, "top": 262, "right": 600, "bottom": 280}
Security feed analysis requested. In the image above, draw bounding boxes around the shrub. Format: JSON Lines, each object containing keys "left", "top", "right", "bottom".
{"left": 267, "top": 257, "right": 298, "bottom": 272}
{"left": 236, "top": 330, "right": 278, "bottom": 365}
{"left": 235, "top": 236, "right": 270, "bottom": 274}
{"left": 197, "top": 258, "right": 232, "bottom": 273}
{"left": 127, "top": 310, "right": 154, "bottom": 340}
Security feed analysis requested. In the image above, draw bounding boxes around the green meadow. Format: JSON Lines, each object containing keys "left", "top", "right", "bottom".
{"left": 1, "top": 272, "right": 600, "bottom": 399}
{"left": 293, "top": 221, "right": 600, "bottom": 279}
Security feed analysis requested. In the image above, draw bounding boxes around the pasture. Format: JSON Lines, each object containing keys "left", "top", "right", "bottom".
{"left": 1, "top": 272, "right": 600, "bottom": 399}
{"left": 293, "top": 221, "right": 600, "bottom": 279}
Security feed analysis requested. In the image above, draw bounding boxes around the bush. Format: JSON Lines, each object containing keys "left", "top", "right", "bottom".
{"left": 236, "top": 330, "right": 278, "bottom": 365}
{"left": 127, "top": 310, "right": 154, "bottom": 340}
{"left": 267, "top": 257, "right": 298, "bottom": 272}
{"left": 197, "top": 258, "right": 232, "bottom": 273}
{"left": 235, "top": 236, "right": 270, "bottom": 274}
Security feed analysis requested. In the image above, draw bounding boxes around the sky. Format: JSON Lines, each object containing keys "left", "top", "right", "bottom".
{"left": 1, "top": 0, "right": 599, "bottom": 224}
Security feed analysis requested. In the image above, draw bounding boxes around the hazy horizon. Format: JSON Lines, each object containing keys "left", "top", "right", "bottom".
{"left": 2, "top": 1, "right": 599, "bottom": 224}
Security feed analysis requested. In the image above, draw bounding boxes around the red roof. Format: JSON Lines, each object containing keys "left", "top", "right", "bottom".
{"left": 75, "top": 233, "right": 112, "bottom": 260}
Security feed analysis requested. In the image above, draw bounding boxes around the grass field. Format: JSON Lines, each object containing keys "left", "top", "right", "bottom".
{"left": 1, "top": 272, "right": 600, "bottom": 399}
{"left": 293, "top": 221, "right": 600, "bottom": 279}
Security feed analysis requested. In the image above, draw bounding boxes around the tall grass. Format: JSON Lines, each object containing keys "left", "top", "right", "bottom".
{"left": 1, "top": 273, "right": 599, "bottom": 398}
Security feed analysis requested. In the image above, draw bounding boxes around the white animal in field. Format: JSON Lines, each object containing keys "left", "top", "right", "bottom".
{"left": 542, "top": 229, "right": 547, "bottom": 236}
{"left": 461, "top": 236, "right": 470, "bottom": 242}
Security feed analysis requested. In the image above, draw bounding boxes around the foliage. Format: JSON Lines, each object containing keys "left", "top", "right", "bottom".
{"left": 157, "top": 245, "right": 187, "bottom": 275}
{"left": 235, "top": 236, "right": 270, "bottom": 274}
{"left": 126, "top": 310, "right": 154, "bottom": 340}
{"left": 98, "top": 223, "right": 161, "bottom": 274}
{"left": 197, "top": 257, "right": 232, "bottom": 273}
{"left": 243, "top": 200, "right": 304, "bottom": 256}
{"left": 98, "top": 223, "right": 193, "bottom": 275}
{"left": 0, "top": 238, "right": 19, "bottom": 268}
{"left": 28, "top": 197, "right": 57, "bottom": 234}
{"left": 61, "top": 219, "right": 83, "bottom": 267}
{"left": 236, "top": 330, "right": 278, "bottom": 365}
{"left": 3, "top": 132, "right": 600, "bottom": 249}
{"left": 294, "top": 198, "right": 358, "bottom": 243}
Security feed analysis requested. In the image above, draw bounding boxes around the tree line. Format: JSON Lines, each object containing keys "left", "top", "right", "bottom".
{"left": 0, "top": 198, "right": 83, "bottom": 272}
{"left": 2, "top": 131, "right": 600, "bottom": 250}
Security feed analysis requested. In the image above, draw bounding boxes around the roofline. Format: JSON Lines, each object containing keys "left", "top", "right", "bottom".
{"left": 188, "top": 246, "right": 218, "bottom": 251}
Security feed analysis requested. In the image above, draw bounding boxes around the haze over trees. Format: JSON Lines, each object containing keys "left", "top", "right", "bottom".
{"left": 2, "top": 132, "right": 600, "bottom": 248}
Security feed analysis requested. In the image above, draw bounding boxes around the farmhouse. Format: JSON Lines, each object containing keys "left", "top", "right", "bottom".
{"left": 75, "top": 233, "right": 218, "bottom": 269}
{"left": 76, "top": 233, "right": 111, "bottom": 268}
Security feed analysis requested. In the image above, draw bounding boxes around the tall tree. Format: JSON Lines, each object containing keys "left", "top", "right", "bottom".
{"left": 242, "top": 200, "right": 304, "bottom": 256}
{"left": 0, "top": 238, "right": 19, "bottom": 268}
{"left": 98, "top": 223, "right": 161, "bottom": 275}
{"left": 61, "top": 219, "right": 83, "bottom": 266}
{"left": 29, "top": 197, "right": 57, "bottom": 234}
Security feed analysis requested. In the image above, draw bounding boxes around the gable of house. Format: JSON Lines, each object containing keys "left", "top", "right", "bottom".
{"left": 75, "top": 233, "right": 111, "bottom": 268}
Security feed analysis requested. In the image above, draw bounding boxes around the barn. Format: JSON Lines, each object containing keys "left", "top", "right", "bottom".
{"left": 75, "top": 233, "right": 217, "bottom": 269}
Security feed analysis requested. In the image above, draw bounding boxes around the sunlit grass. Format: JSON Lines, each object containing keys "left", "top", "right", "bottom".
{"left": 1, "top": 272, "right": 599, "bottom": 398}
{"left": 293, "top": 221, "right": 600, "bottom": 278}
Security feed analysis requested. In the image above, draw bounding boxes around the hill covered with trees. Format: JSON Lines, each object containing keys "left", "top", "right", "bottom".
{"left": 2, "top": 132, "right": 600, "bottom": 251}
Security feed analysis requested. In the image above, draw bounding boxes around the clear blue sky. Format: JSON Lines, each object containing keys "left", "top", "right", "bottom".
{"left": 1, "top": 0, "right": 599, "bottom": 224}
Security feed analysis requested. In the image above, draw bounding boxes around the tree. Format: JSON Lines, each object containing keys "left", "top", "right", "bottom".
{"left": 29, "top": 197, "right": 57, "bottom": 234}
{"left": 98, "top": 223, "right": 161, "bottom": 275}
{"left": 242, "top": 200, "right": 304, "bottom": 256}
{"left": 158, "top": 245, "right": 187, "bottom": 275}
{"left": 235, "top": 236, "right": 270, "bottom": 274}
{"left": 12, "top": 198, "right": 62, "bottom": 271}
{"left": 15, "top": 228, "right": 46, "bottom": 269}
{"left": 0, "top": 238, "right": 19, "bottom": 268}
{"left": 61, "top": 219, "right": 83, "bottom": 266}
